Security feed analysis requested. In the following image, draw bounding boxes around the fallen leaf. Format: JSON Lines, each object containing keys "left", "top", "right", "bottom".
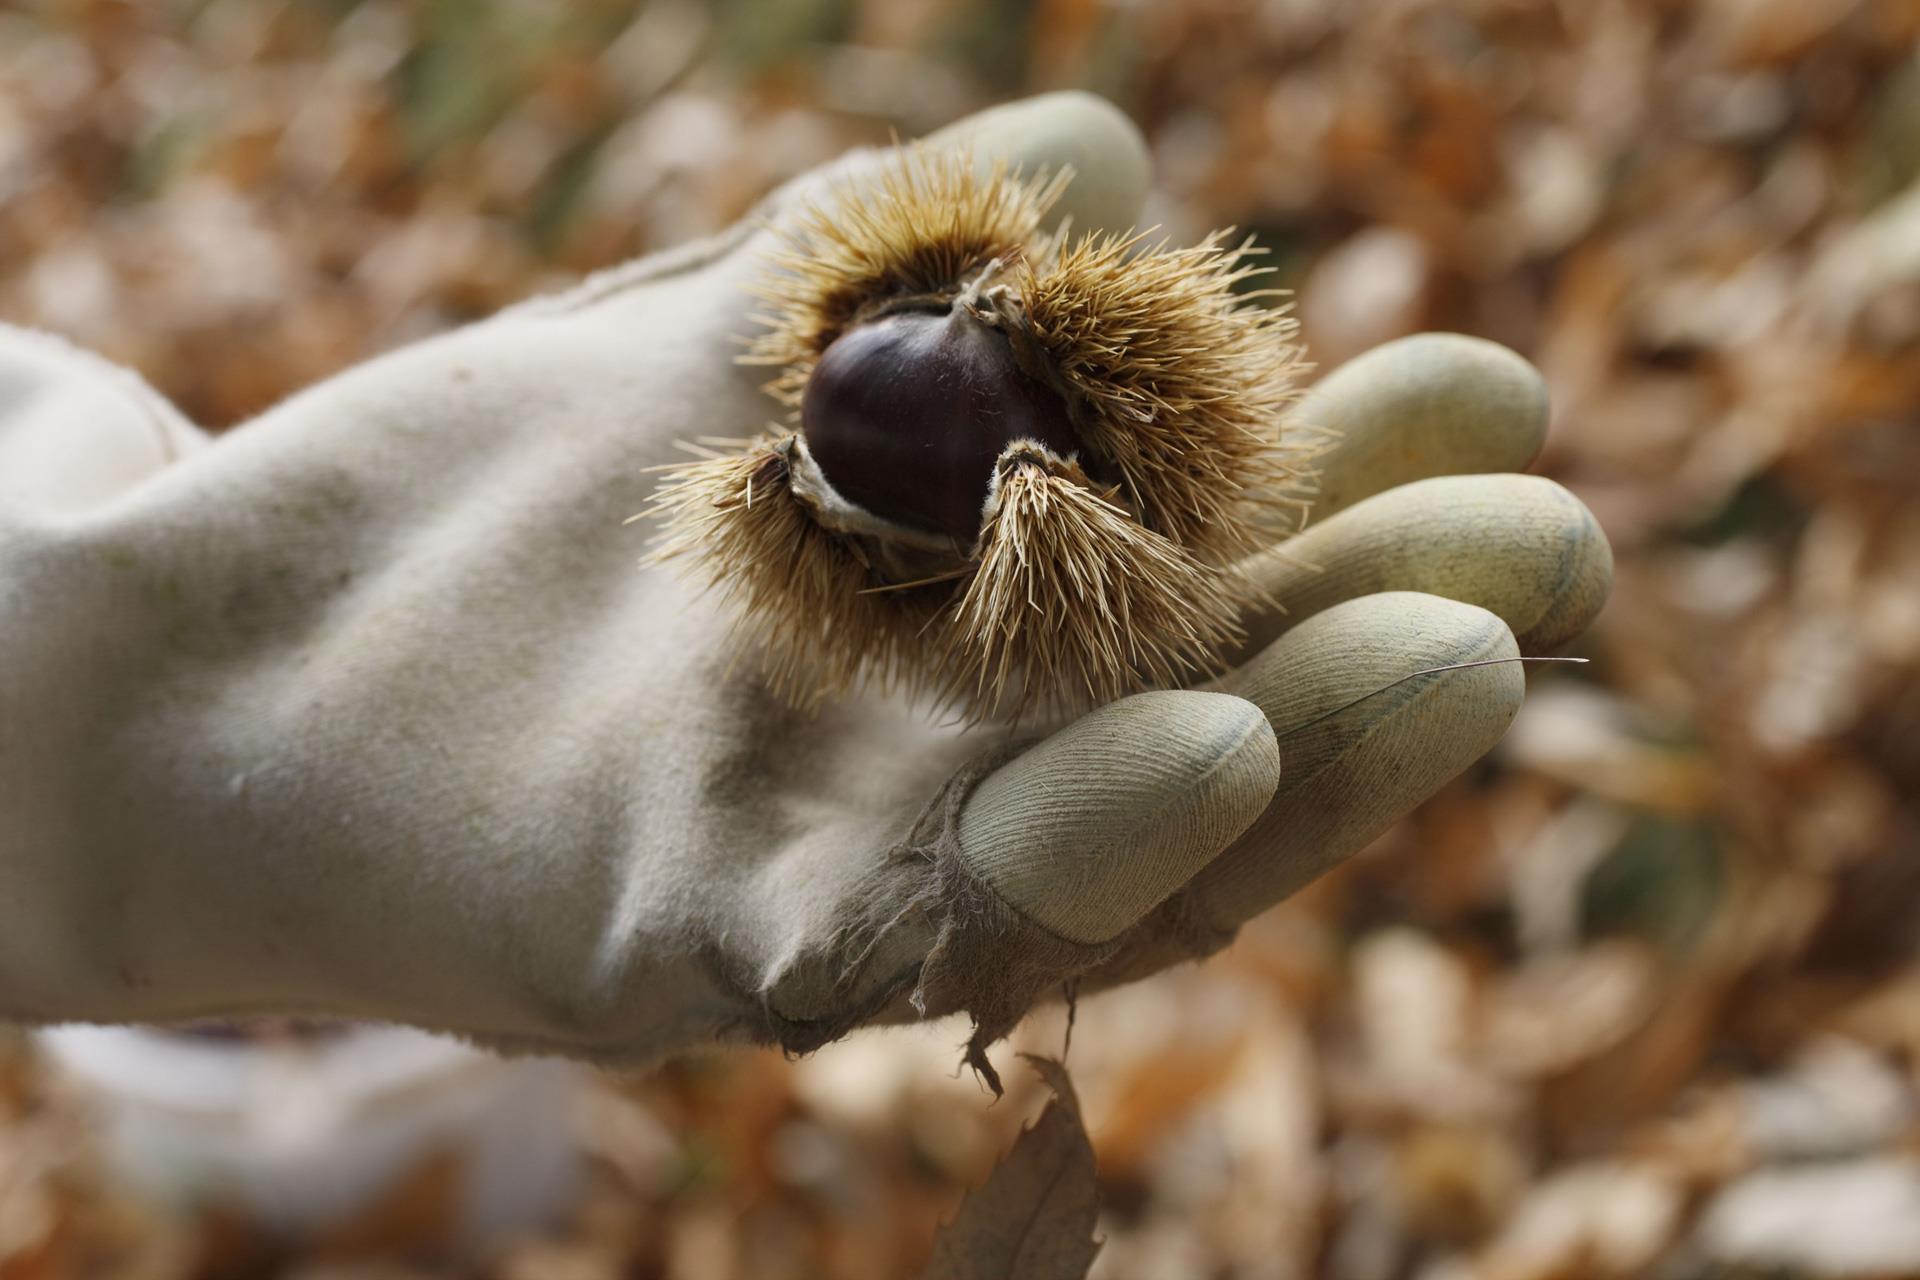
{"left": 1695, "top": 1156, "right": 1920, "bottom": 1276}
{"left": 916, "top": 1056, "right": 1101, "bottom": 1280}
{"left": 311, "top": 1147, "right": 460, "bottom": 1259}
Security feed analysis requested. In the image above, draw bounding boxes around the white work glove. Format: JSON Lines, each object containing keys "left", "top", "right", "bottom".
{"left": 0, "top": 94, "right": 1609, "bottom": 1078}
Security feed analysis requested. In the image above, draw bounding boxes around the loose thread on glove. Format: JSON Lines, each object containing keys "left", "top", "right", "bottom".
{"left": 1273, "top": 656, "right": 1589, "bottom": 743}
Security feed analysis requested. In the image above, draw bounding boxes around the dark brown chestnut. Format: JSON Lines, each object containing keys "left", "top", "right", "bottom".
{"left": 800, "top": 306, "right": 1080, "bottom": 541}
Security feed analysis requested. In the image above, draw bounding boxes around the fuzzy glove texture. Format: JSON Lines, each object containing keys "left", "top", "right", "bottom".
{"left": 0, "top": 94, "right": 1610, "bottom": 1073}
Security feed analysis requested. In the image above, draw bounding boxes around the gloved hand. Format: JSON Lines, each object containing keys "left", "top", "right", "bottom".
{"left": 0, "top": 93, "right": 1609, "bottom": 1075}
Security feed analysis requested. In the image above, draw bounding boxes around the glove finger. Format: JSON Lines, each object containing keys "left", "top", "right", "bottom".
{"left": 1192, "top": 591, "right": 1523, "bottom": 930}
{"left": 1237, "top": 473, "right": 1613, "bottom": 659}
{"left": 920, "top": 90, "right": 1152, "bottom": 237}
{"left": 957, "top": 689, "right": 1279, "bottom": 946}
{"left": 528, "top": 92, "right": 1149, "bottom": 336}
{"left": 1297, "top": 333, "right": 1549, "bottom": 522}
{"left": 748, "top": 91, "right": 1151, "bottom": 253}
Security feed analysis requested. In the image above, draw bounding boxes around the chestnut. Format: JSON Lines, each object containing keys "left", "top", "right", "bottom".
{"left": 800, "top": 305, "right": 1081, "bottom": 542}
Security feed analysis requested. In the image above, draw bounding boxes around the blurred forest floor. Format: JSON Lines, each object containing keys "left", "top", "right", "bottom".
{"left": 4, "top": 1, "right": 1920, "bottom": 1277}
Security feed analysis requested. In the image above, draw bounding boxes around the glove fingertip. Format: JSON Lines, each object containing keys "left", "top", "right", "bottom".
{"left": 925, "top": 91, "right": 1153, "bottom": 237}
{"left": 1302, "top": 332, "right": 1551, "bottom": 520}
{"left": 958, "top": 690, "right": 1279, "bottom": 947}
{"left": 1518, "top": 478, "right": 1615, "bottom": 653}
{"left": 1197, "top": 592, "right": 1526, "bottom": 929}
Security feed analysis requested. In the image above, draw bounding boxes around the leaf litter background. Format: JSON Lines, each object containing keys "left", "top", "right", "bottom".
{"left": 4, "top": 0, "right": 1920, "bottom": 1276}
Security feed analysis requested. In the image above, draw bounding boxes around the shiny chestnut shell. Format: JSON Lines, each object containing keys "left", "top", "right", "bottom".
{"left": 800, "top": 307, "right": 1080, "bottom": 541}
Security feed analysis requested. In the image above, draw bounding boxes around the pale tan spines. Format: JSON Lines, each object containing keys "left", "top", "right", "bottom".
{"left": 939, "top": 454, "right": 1247, "bottom": 720}
{"left": 646, "top": 151, "right": 1313, "bottom": 722}
{"left": 643, "top": 439, "right": 942, "bottom": 708}
{"left": 745, "top": 147, "right": 1069, "bottom": 406}
{"left": 1013, "top": 231, "right": 1311, "bottom": 560}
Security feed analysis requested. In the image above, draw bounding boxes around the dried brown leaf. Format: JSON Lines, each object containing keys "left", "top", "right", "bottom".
{"left": 916, "top": 1055, "right": 1101, "bottom": 1280}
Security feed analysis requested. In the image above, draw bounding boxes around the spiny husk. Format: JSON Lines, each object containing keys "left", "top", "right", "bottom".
{"left": 744, "top": 147, "right": 1069, "bottom": 407}
{"left": 941, "top": 455, "right": 1245, "bottom": 717}
{"left": 1013, "top": 230, "right": 1312, "bottom": 558}
{"left": 644, "top": 439, "right": 941, "bottom": 709}
{"left": 645, "top": 145, "right": 1312, "bottom": 722}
